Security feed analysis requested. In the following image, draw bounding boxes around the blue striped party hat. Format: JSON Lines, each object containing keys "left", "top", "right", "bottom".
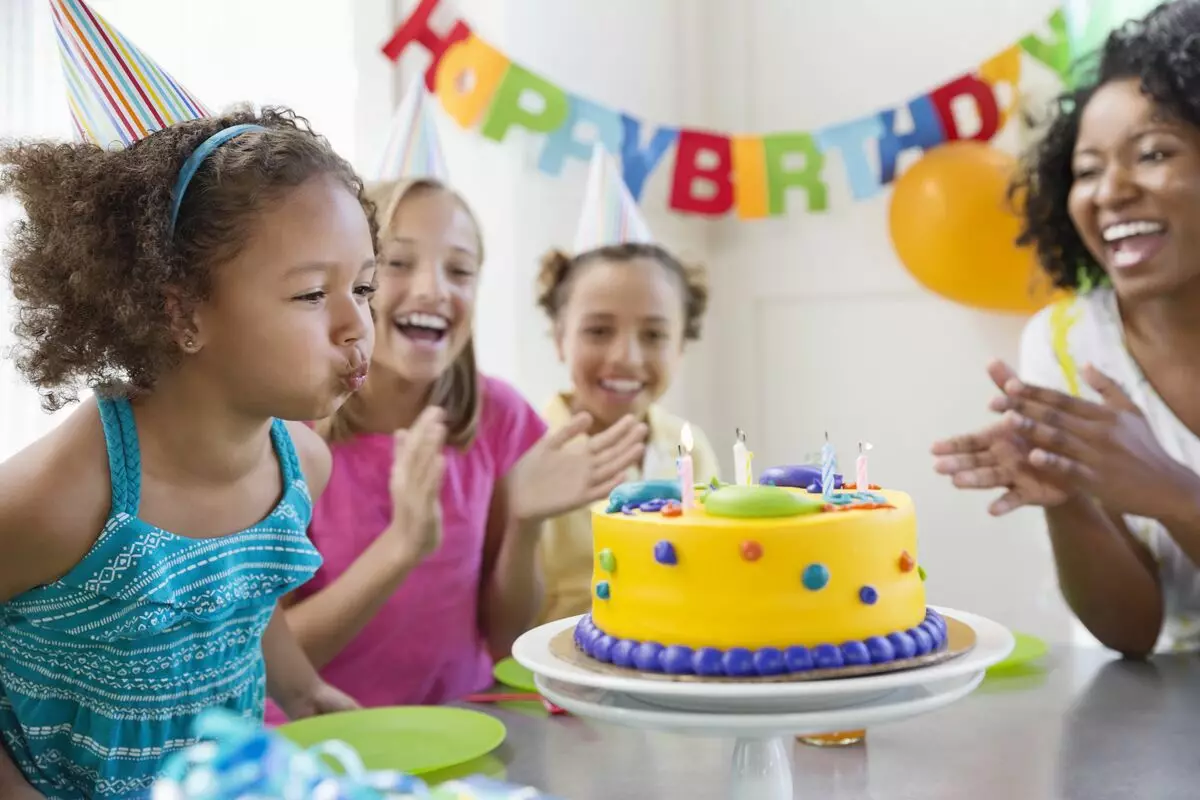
{"left": 572, "top": 143, "right": 653, "bottom": 254}
{"left": 50, "top": 0, "right": 208, "bottom": 148}
{"left": 374, "top": 75, "right": 448, "bottom": 182}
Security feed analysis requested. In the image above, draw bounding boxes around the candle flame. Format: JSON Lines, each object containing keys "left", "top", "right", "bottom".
{"left": 681, "top": 422, "right": 694, "bottom": 452}
{"left": 859, "top": 441, "right": 873, "bottom": 453}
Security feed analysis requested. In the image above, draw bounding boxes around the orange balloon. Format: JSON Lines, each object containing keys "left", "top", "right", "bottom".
{"left": 888, "top": 141, "right": 1059, "bottom": 314}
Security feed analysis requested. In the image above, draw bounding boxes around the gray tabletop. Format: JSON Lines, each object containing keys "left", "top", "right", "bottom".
{"left": 458, "top": 646, "right": 1200, "bottom": 799}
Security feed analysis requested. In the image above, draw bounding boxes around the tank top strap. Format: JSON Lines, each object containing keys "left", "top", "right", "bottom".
{"left": 269, "top": 417, "right": 304, "bottom": 488}
{"left": 96, "top": 395, "right": 142, "bottom": 517}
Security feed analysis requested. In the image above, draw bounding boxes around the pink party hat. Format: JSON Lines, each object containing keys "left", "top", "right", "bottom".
{"left": 374, "top": 75, "right": 449, "bottom": 182}
{"left": 573, "top": 144, "right": 654, "bottom": 254}
{"left": 50, "top": 0, "right": 209, "bottom": 147}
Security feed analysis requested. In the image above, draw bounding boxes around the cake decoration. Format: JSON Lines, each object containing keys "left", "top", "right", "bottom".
{"left": 653, "top": 540, "right": 678, "bottom": 565}
{"left": 694, "top": 648, "right": 723, "bottom": 675}
{"left": 813, "top": 644, "right": 844, "bottom": 669}
{"left": 919, "top": 565, "right": 928, "bottom": 581}
{"left": 677, "top": 425, "right": 696, "bottom": 510}
{"left": 821, "top": 433, "right": 838, "bottom": 500}
{"left": 660, "top": 501, "right": 683, "bottom": 517}
{"left": 662, "top": 645, "right": 694, "bottom": 674}
{"left": 758, "top": 464, "right": 843, "bottom": 490}
{"left": 733, "top": 428, "right": 754, "bottom": 485}
{"left": 802, "top": 563, "right": 830, "bottom": 591}
{"left": 784, "top": 646, "right": 814, "bottom": 672}
{"left": 722, "top": 648, "right": 755, "bottom": 677}
{"left": 842, "top": 641, "right": 871, "bottom": 666}
{"left": 633, "top": 642, "right": 664, "bottom": 670}
{"left": 866, "top": 635, "right": 895, "bottom": 663}
{"left": 598, "top": 548, "right": 616, "bottom": 572}
{"left": 856, "top": 441, "right": 873, "bottom": 491}
{"left": 899, "top": 551, "right": 916, "bottom": 572}
{"left": 605, "top": 479, "right": 680, "bottom": 513}
{"left": 703, "top": 484, "right": 824, "bottom": 519}
{"left": 595, "top": 581, "right": 611, "bottom": 600}
{"left": 740, "top": 540, "right": 763, "bottom": 561}
{"left": 859, "top": 585, "right": 879, "bottom": 605}
{"left": 752, "top": 648, "right": 786, "bottom": 676}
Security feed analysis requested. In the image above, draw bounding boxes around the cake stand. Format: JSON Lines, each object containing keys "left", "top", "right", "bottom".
{"left": 512, "top": 607, "right": 1014, "bottom": 800}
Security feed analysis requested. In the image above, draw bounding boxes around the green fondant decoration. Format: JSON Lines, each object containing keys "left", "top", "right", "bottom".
{"left": 598, "top": 548, "right": 616, "bottom": 573}
{"left": 703, "top": 484, "right": 824, "bottom": 519}
{"left": 918, "top": 565, "right": 928, "bottom": 582}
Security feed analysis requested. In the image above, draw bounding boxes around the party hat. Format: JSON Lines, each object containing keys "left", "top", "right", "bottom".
{"left": 572, "top": 143, "right": 654, "bottom": 254}
{"left": 374, "top": 75, "right": 449, "bottom": 182}
{"left": 50, "top": 0, "right": 209, "bottom": 148}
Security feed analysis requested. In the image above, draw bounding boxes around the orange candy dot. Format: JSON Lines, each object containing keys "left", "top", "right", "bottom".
{"left": 899, "top": 551, "right": 915, "bottom": 572}
{"left": 661, "top": 502, "right": 683, "bottom": 518}
{"left": 741, "top": 541, "right": 763, "bottom": 561}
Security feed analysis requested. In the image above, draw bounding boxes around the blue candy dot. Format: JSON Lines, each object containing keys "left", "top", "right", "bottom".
{"left": 654, "top": 540, "right": 678, "bottom": 565}
{"left": 802, "top": 563, "right": 830, "bottom": 591}
{"left": 610, "top": 639, "right": 637, "bottom": 668}
{"left": 859, "top": 585, "right": 878, "bottom": 605}
{"left": 693, "top": 648, "right": 725, "bottom": 676}
{"left": 909, "top": 626, "right": 933, "bottom": 655}
{"left": 813, "top": 644, "right": 844, "bottom": 669}
{"left": 865, "top": 636, "right": 895, "bottom": 663}
{"left": 784, "top": 646, "right": 814, "bottom": 672}
{"left": 888, "top": 631, "right": 917, "bottom": 660}
{"left": 722, "top": 647, "right": 755, "bottom": 677}
{"left": 841, "top": 641, "right": 871, "bottom": 666}
{"left": 593, "top": 635, "right": 616, "bottom": 662}
{"left": 753, "top": 647, "right": 786, "bottom": 676}
{"left": 595, "top": 581, "right": 611, "bottom": 600}
{"left": 632, "top": 642, "right": 665, "bottom": 671}
{"left": 661, "top": 646, "right": 695, "bottom": 675}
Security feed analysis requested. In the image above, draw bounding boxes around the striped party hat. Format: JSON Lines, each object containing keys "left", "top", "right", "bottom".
{"left": 572, "top": 143, "right": 653, "bottom": 254}
{"left": 51, "top": 0, "right": 209, "bottom": 148}
{"left": 374, "top": 75, "right": 448, "bottom": 182}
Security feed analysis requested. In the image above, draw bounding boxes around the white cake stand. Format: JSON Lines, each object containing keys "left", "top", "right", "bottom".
{"left": 512, "top": 607, "right": 1014, "bottom": 800}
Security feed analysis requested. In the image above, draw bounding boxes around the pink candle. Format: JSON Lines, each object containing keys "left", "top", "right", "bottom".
{"left": 857, "top": 441, "right": 872, "bottom": 490}
{"left": 679, "top": 423, "right": 696, "bottom": 510}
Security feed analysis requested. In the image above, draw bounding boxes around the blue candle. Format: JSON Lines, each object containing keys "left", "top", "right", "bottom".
{"left": 821, "top": 432, "right": 837, "bottom": 499}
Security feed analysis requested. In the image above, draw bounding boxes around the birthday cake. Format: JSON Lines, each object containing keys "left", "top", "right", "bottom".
{"left": 574, "top": 458, "right": 947, "bottom": 677}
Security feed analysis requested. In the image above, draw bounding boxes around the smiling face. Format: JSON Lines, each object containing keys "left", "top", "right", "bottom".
{"left": 191, "top": 174, "right": 376, "bottom": 420}
{"left": 371, "top": 183, "right": 481, "bottom": 387}
{"left": 1068, "top": 78, "right": 1200, "bottom": 301}
{"left": 555, "top": 256, "right": 688, "bottom": 429}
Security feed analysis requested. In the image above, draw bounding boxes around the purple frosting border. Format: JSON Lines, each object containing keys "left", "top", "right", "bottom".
{"left": 573, "top": 608, "right": 949, "bottom": 677}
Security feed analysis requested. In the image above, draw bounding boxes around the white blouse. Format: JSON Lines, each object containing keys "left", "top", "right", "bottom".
{"left": 1020, "top": 288, "right": 1200, "bottom": 652}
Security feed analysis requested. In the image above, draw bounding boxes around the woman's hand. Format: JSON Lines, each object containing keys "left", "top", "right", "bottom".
{"left": 932, "top": 359, "right": 1074, "bottom": 515}
{"left": 384, "top": 405, "right": 446, "bottom": 564}
{"left": 990, "top": 363, "right": 1200, "bottom": 522}
{"left": 511, "top": 412, "right": 647, "bottom": 525}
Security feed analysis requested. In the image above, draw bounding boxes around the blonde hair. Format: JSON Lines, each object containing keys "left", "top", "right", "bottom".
{"left": 536, "top": 242, "right": 709, "bottom": 340}
{"left": 316, "top": 177, "right": 483, "bottom": 448}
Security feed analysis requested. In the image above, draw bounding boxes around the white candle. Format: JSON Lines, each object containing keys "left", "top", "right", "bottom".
{"left": 678, "top": 424, "right": 695, "bottom": 510}
{"left": 733, "top": 428, "right": 753, "bottom": 485}
{"left": 857, "top": 441, "right": 872, "bottom": 490}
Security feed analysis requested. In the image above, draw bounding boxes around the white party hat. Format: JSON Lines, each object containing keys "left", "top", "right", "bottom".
{"left": 572, "top": 143, "right": 654, "bottom": 254}
{"left": 374, "top": 75, "right": 449, "bottom": 182}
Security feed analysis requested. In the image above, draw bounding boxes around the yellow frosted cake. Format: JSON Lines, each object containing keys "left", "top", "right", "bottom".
{"left": 573, "top": 465, "right": 947, "bottom": 677}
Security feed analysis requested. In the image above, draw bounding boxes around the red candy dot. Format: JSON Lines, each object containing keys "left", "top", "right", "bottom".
{"left": 741, "top": 541, "right": 763, "bottom": 561}
{"left": 661, "top": 502, "right": 683, "bottom": 518}
{"left": 899, "top": 551, "right": 915, "bottom": 572}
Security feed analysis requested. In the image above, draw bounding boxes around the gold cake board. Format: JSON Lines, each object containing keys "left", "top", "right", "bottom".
{"left": 550, "top": 614, "right": 975, "bottom": 684}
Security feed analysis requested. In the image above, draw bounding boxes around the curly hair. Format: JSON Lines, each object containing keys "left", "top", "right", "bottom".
{"left": 0, "top": 105, "right": 375, "bottom": 411}
{"left": 1014, "top": 0, "right": 1200, "bottom": 290}
{"left": 536, "top": 242, "right": 709, "bottom": 341}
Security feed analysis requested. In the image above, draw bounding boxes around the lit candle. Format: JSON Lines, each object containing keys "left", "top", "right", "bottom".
{"left": 821, "top": 432, "right": 837, "bottom": 499}
{"left": 857, "top": 441, "right": 872, "bottom": 492}
{"left": 678, "top": 424, "right": 695, "bottom": 510}
{"left": 733, "top": 428, "right": 753, "bottom": 485}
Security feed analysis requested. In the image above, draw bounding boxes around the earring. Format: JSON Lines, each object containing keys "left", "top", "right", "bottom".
{"left": 182, "top": 336, "right": 196, "bottom": 353}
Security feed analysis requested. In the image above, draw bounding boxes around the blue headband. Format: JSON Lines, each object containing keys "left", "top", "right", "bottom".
{"left": 168, "top": 123, "right": 267, "bottom": 234}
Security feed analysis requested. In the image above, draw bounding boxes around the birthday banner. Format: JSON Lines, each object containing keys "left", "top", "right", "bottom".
{"left": 381, "top": 0, "right": 1071, "bottom": 219}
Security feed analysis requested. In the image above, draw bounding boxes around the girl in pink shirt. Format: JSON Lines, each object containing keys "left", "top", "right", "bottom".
{"left": 268, "top": 178, "right": 647, "bottom": 713}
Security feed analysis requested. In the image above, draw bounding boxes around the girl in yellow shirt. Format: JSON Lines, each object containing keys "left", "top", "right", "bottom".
{"left": 532, "top": 146, "right": 720, "bottom": 624}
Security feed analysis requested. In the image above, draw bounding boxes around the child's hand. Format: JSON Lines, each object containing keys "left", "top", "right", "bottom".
{"left": 385, "top": 406, "right": 446, "bottom": 563}
{"left": 511, "top": 413, "right": 647, "bottom": 525}
{"left": 287, "top": 680, "right": 360, "bottom": 719}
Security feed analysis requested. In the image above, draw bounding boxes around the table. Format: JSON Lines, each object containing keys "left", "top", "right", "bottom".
{"left": 461, "top": 646, "right": 1200, "bottom": 799}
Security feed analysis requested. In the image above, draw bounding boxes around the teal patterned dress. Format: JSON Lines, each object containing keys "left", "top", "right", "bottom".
{"left": 0, "top": 397, "right": 323, "bottom": 799}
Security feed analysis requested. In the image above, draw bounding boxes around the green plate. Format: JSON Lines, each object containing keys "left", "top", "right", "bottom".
{"left": 987, "top": 632, "right": 1049, "bottom": 675}
{"left": 276, "top": 706, "right": 506, "bottom": 776}
{"left": 493, "top": 657, "right": 537, "bottom": 692}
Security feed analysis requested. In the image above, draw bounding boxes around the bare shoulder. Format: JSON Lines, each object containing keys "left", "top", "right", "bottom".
{"left": 285, "top": 421, "right": 333, "bottom": 502}
{"left": 0, "top": 398, "right": 111, "bottom": 602}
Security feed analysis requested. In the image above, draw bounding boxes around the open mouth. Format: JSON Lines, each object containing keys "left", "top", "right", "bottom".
{"left": 598, "top": 378, "right": 645, "bottom": 398}
{"left": 394, "top": 311, "right": 450, "bottom": 347}
{"left": 1102, "top": 219, "right": 1167, "bottom": 270}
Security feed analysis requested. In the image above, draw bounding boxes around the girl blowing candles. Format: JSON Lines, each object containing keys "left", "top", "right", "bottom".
{"left": 933, "top": 0, "right": 1200, "bottom": 658}
{"left": 534, "top": 145, "right": 719, "bottom": 625}
{"left": 0, "top": 4, "right": 363, "bottom": 797}
{"left": 274, "top": 83, "right": 646, "bottom": 710}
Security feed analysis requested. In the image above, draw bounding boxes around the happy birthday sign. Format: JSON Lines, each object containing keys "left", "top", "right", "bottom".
{"left": 381, "top": 1, "right": 1072, "bottom": 219}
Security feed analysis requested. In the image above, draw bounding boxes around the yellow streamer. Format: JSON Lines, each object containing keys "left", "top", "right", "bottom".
{"left": 1048, "top": 296, "right": 1081, "bottom": 396}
